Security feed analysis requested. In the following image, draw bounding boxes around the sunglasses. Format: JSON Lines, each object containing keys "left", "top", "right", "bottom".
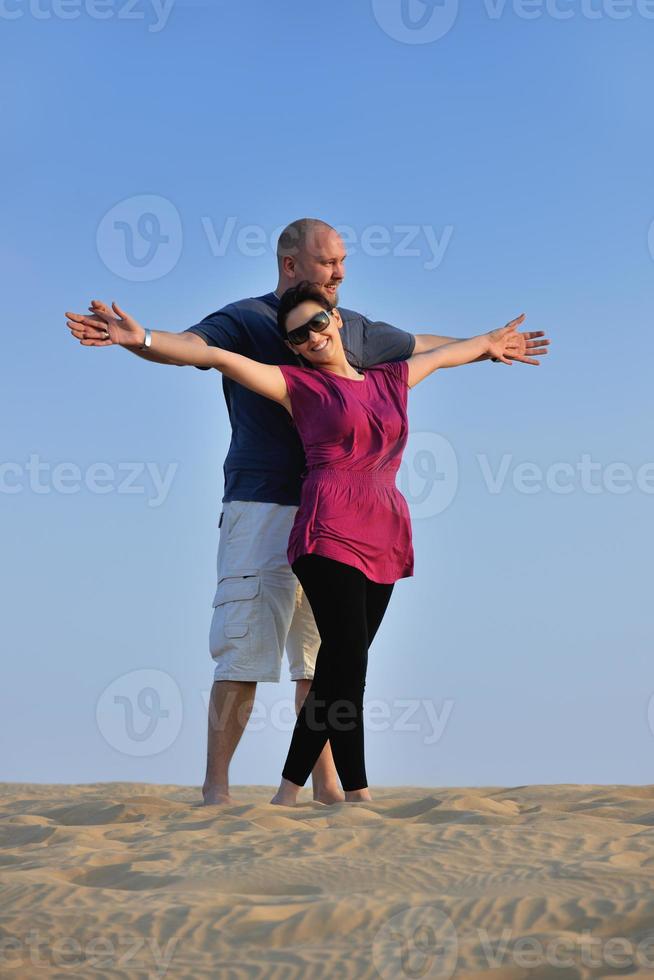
{"left": 286, "top": 310, "right": 332, "bottom": 347}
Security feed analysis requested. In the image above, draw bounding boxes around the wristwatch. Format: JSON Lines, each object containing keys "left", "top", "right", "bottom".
{"left": 140, "top": 328, "right": 152, "bottom": 351}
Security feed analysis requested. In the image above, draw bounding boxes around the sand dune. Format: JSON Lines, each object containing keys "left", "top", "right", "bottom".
{"left": 1, "top": 783, "right": 654, "bottom": 978}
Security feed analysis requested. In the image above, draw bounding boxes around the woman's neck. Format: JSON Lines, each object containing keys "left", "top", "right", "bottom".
{"left": 316, "top": 357, "right": 364, "bottom": 380}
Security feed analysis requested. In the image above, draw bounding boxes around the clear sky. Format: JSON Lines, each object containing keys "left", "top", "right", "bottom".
{"left": 3, "top": 0, "right": 653, "bottom": 788}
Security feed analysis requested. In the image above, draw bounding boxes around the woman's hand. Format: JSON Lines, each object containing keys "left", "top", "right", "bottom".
{"left": 485, "top": 314, "right": 526, "bottom": 365}
{"left": 65, "top": 300, "right": 146, "bottom": 349}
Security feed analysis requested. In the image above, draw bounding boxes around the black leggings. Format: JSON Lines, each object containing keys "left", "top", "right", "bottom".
{"left": 281, "top": 553, "right": 394, "bottom": 792}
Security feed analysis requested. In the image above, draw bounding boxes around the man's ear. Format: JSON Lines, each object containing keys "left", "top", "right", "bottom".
{"left": 281, "top": 256, "right": 296, "bottom": 279}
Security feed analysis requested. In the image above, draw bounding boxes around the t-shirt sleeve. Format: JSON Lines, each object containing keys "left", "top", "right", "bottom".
{"left": 182, "top": 307, "right": 243, "bottom": 371}
{"left": 277, "top": 364, "right": 326, "bottom": 433}
{"left": 277, "top": 363, "right": 306, "bottom": 414}
{"left": 360, "top": 315, "right": 416, "bottom": 366}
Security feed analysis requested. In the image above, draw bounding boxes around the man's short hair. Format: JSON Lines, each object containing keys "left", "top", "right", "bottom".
{"left": 276, "top": 218, "right": 336, "bottom": 263}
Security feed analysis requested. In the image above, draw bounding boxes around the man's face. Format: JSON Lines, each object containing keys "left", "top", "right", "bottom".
{"left": 287, "top": 228, "right": 347, "bottom": 305}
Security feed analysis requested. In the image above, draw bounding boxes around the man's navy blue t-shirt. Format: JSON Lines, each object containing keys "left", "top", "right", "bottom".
{"left": 184, "top": 291, "right": 415, "bottom": 506}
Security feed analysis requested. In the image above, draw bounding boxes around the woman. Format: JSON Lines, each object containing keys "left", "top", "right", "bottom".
{"left": 67, "top": 284, "right": 522, "bottom": 805}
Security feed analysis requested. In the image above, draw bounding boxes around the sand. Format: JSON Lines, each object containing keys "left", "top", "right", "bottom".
{"left": 1, "top": 783, "right": 654, "bottom": 979}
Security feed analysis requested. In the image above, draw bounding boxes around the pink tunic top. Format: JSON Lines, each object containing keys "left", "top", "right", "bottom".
{"left": 278, "top": 359, "right": 414, "bottom": 585}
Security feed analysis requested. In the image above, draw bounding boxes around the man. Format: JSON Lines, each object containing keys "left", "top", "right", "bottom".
{"left": 66, "top": 218, "right": 549, "bottom": 805}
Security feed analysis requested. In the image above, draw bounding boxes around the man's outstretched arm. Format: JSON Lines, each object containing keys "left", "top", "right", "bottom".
{"left": 413, "top": 325, "right": 550, "bottom": 365}
{"left": 65, "top": 300, "right": 208, "bottom": 366}
{"left": 413, "top": 332, "right": 490, "bottom": 363}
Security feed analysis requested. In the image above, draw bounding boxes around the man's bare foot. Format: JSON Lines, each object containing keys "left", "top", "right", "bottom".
{"left": 202, "top": 783, "right": 234, "bottom": 806}
{"left": 344, "top": 788, "right": 372, "bottom": 803}
{"left": 313, "top": 785, "right": 345, "bottom": 805}
{"left": 270, "top": 778, "right": 301, "bottom": 806}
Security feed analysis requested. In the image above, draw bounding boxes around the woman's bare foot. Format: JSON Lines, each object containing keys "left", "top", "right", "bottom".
{"left": 344, "top": 788, "right": 373, "bottom": 803}
{"left": 313, "top": 784, "right": 345, "bottom": 805}
{"left": 270, "top": 778, "right": 302, "bottom": 806}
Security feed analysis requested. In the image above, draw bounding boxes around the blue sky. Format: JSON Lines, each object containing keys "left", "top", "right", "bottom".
{"left": 2, "top": 0, "right": 653, "bottom": 788}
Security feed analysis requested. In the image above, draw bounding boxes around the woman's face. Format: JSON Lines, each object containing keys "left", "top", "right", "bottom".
{"left": 284, "top": 300, "right": 343, "bottom": 366}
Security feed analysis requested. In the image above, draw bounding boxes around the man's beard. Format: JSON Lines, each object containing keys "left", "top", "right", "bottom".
{"left": 321, "top": 282, "right": 341, "bottom": 306}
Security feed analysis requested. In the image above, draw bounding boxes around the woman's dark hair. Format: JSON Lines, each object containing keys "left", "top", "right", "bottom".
{"left": 276, "top": 280, "right": 363, "bottom": 372}
{"left": 277, "top": 280, "right": 332, "bottom": 335}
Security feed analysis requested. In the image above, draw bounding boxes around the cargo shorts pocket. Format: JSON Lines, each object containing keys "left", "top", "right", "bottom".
{"left": 209, "top": 570, "right": 260, "bottom": 663}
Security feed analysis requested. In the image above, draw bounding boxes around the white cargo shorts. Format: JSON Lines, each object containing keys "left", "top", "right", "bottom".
{"left": 208, "top": 500, "right": 320, "bottom": 683}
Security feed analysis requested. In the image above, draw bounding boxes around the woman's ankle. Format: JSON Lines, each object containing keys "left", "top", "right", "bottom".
{"left": 343, "top": 787, "right": 372, "bottom": 802}
{"left": 270, "top": 777, "right": 302, "bottom": 805}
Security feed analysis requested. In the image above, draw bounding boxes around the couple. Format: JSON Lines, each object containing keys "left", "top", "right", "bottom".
{"left": 66, "top": 218, "right": 549, "bottom": 806}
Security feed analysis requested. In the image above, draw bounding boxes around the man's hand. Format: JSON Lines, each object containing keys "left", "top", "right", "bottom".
{"left": 414, "top": 317, "right": 550, "bottom": 365}
{"left": 65, "top": 300, "right": 145, "bottom": 349}
{"left": 499, "top": 316, "right": 550, "bottom": 365}
{"left": 485, "top": 316, "right": 522, "bottom": 365}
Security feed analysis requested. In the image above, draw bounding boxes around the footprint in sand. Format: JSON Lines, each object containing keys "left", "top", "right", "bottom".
{"left": 60, "top": 863, "right": 182, "bottom": 891}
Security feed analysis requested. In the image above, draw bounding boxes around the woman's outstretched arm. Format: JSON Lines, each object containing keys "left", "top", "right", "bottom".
{"left": 66, "top": 301, "right": 291, "bottom": 410}
{"left": 407, "top": 314, "right": 525, "bottom": 388}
